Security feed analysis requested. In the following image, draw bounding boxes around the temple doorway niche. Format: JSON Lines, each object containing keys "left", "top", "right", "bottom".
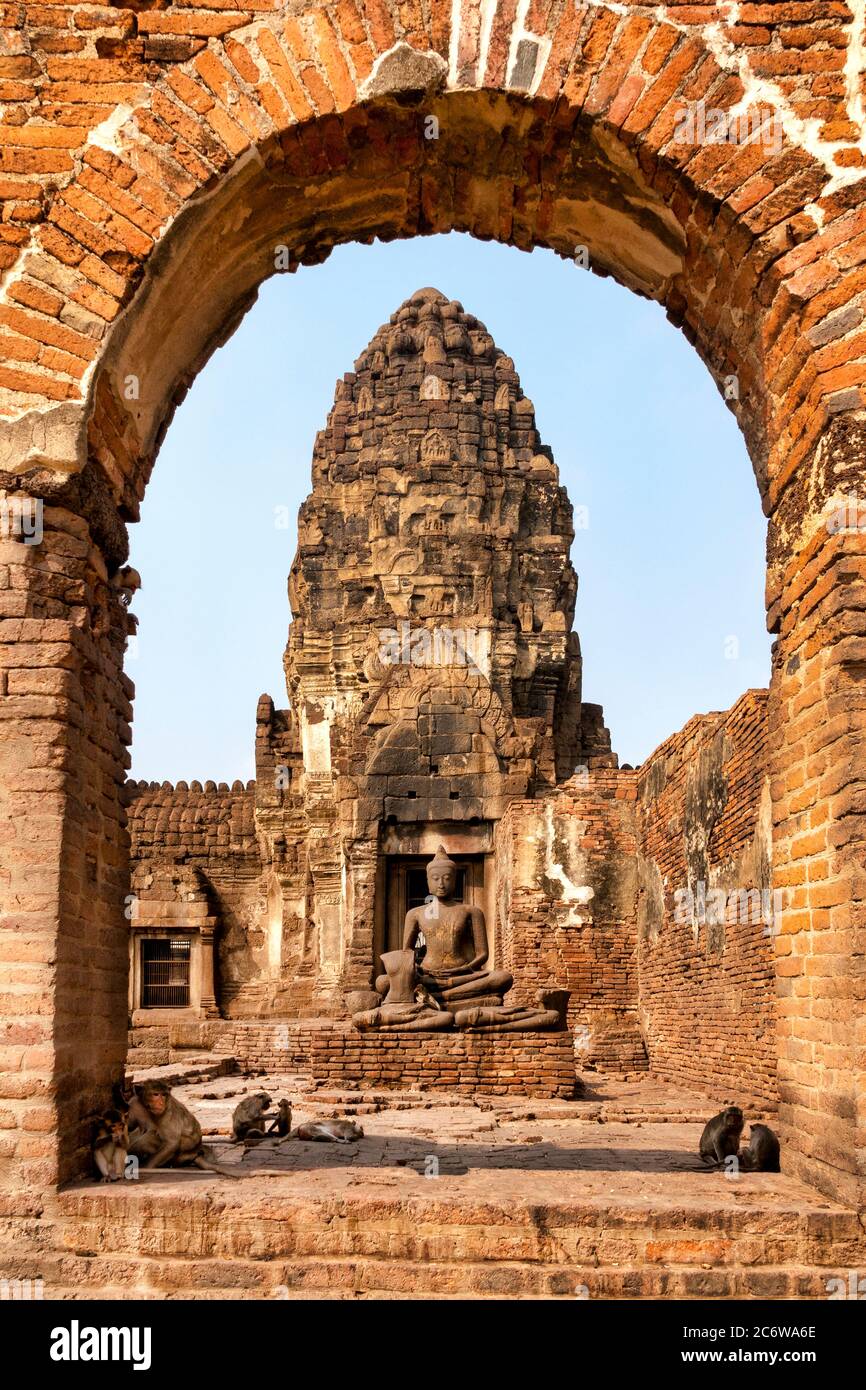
{"left": 375, "top": 821, "right": 497, "bottom": 972}
{"left": 383, "top": 855, "right": 486, "bottom": 954}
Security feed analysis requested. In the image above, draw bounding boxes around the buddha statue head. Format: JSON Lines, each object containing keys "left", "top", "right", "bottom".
{"left": 426, "top": 845, "right": 457, "bottom": 901}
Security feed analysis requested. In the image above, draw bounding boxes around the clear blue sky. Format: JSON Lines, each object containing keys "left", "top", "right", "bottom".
{"left": 128, "top": 233, "right": 771, "bottom": 783}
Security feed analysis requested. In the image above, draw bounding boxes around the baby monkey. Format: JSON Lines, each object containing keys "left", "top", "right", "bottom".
{"left": 93, "top": 1108, "right": 129, "bottom": 1183}
{"left": 267, "top": 1098, "right": 292, "bottom": 1138}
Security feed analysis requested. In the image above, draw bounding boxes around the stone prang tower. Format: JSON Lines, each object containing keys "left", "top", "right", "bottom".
{"left": 252, "top": 287, "right": 615, "bottom": 1012}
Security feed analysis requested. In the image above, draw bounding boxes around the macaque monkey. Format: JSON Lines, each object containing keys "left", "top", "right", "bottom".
{"left": 232, "top": 1092, "right": 273, "bottom": 1142}
{"left": 266, "top": 1099, "right": 292, "bottom": 1138}
{"left": 740, "top": 1123, "right": 781, "bottom": 1172}
{"left": 126, "top": 1079, "right": 238, "bottom": 1178}
{"left": 93, "top": 1109, "right": 129, "bottom": 1182}
{"left": 110, "top": 565, "right": 142, "bottom": 608}
{"left": 699, "top": 1106, "right": 745, "bottom": 1167}
{"left": 295, "top": 1119, "right": 364, "bottom": 1144}
{"left": 414, "top": 983, "right": 442, "bottom": 1011}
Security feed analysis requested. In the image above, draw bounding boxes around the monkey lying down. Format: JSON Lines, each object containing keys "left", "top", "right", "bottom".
{"left": 295, "top": 1119, "right": 364, "bottom": 1144}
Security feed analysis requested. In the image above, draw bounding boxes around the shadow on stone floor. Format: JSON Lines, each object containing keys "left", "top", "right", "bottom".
{"left": 227, "top": 1138, "right": 749, "bottom": 1176}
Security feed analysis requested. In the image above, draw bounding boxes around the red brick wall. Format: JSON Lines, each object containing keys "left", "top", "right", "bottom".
{"left": 636, "top": 690, "right": 776, "bottom": 1108}
{"left": 211, "top": 1020, "right": 576, "bottom": 1098}
{"left": 769, "top": 508, "right": 866, "bottom": 1205}
{"left": 0, "top": 503, "right": 130, "bottom": 1188}
{"left": 495, "top": 775, "right": 646, "bottom": 1071}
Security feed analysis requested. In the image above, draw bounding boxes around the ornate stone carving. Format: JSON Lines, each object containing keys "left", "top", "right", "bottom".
{"left": 420, "top": 428, "right": 451, "bottom": 462}
{"left": 420, "top": 374, "right": 449, "bottom": 400}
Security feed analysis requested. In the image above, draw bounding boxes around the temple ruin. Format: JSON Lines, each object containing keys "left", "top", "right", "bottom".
{"left": 125, "top": 287, "right": 774, "bottom": 1106}
{"left": 1, "top": 0, "right": 865, "bottom": 1302}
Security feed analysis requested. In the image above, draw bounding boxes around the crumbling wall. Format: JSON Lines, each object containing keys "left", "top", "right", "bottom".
{"left": 636, "top": 690, "right": 775, "bottom": 1108}
{"left": 495, "top": 773, "right": 645, "bottom": 1071}
{"left": 126, "top": 779, "right": 267, "bottom": 1015}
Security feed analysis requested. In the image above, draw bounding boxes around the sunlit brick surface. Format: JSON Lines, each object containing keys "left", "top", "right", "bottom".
{"left": 0, "top": 3, "right": 864, "bottom": 1258}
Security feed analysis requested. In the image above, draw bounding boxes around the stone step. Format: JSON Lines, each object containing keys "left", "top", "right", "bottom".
{"left": 16, "top": 1254, "right": 848, "bottom": 1301}
{"left": 126, "top": 1056, "right": 237, "bottom": 1088}
{"left": 5, "top": 1169, "right": 860, "bottom": 1303}
{"left": 52, "top": 1185, "right": 864, "bottom": 1271}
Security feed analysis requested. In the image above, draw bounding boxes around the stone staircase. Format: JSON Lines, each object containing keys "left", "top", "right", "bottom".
{"left": 5, "top": 1074, "right": 861, "bottom": 1301}
{"left": 9, "top": 1181, "right": 860, "bottom": 1300}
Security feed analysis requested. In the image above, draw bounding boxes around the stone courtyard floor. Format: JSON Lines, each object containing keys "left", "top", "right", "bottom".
{"left": 161, "top": 1067, "right": 794, "bottom": 1197}
{"left": 48, "top": 1064, "right": 865, "bottom": 1299}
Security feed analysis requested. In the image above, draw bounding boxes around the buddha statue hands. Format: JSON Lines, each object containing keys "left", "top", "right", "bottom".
{"left": 351, "top": 949, "right": 454, "bottom": 1031}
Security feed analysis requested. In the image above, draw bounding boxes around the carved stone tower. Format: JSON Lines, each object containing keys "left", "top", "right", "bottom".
{"left": 254, "top": 288, "right": 614, "bottom": 1014}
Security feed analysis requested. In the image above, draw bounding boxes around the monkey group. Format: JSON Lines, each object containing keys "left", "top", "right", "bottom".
{"left": 93, "top": 1077, "right": 368, "bottom": 1180}
{"left": 230, "top": 1095, "right": 364, "bottom": 1145}
{"left": 92, "top": 1079, "right": 238, "bottom": 1182}
{"left": 232, "top": 1093, "right": 292, "bottom": 1144}
{"left": 699, "top": 1106, "right": 781, "bottom": 1172}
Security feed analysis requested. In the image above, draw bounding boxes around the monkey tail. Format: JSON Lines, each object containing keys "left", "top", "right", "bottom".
{"left": 194, "top": 1147, "right": 240, "bottom": 1179}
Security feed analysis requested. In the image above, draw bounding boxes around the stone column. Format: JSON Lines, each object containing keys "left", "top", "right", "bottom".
{"left": 768, "top": 419, "right": 866, "bottom": 1208}
{"left": 0, "top": 494, "right": 130, "bottom": 1192}
{"left": 198, "top": 921, "right": 219, "bottom": 1018}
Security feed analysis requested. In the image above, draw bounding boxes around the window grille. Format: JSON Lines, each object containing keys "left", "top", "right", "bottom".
{"left": 141, "top": 937, "right": 191, "bottom": 1008}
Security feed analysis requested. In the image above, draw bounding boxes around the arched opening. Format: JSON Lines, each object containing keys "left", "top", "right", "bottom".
{"left": 88, "top": 87, "right": 770, "bottom": 513}
{"left": 0, "top": 22, "right": 863, "bottom": 1225}
{"left": 121, "top": 236, "right": 773, "bottom": 1092}
{"left": 127, "top": 235, "right": 771, "bottom": 782}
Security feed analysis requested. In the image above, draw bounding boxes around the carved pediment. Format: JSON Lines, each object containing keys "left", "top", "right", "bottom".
{"left": 420, "top": 428, "right": 452, "bottom": 462}
{"left": 420, "top": 375, "right": 449, "bottom": 401}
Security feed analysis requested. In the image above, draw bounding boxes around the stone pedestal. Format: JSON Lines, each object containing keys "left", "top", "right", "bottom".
{"left": 210, "top": 1020, "right": 578, "bottom": 1098}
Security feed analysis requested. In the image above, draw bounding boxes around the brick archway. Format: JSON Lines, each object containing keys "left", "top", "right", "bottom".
{"left": 0, "top": 3, "right": 864, "bottom": 1208}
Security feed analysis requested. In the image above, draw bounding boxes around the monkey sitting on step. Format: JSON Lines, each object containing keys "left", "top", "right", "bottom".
{"left": 739, "top": 1123, "right": 781, "bottom": 1172}
{"left": 93, "top": 1108, "right": 129, "bottom": 1183}
{"left": 699, "top": 1106, "right": 744, "bottom": 1167}
{"left": 126, "top": 1079, "right": 238, "bottom": 1178}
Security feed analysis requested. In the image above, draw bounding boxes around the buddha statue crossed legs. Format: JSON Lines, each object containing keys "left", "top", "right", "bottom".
{"left": 403, "top": 846, "right": 513, "bottom": 1010}
{"left": 352, "top": 846, "right": 561, "bottom": 1032}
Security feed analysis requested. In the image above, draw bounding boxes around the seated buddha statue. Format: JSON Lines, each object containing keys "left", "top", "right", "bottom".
{"left": 402, "top": 846, "right": 513, "bottom": 1010}
{"left": 350, "top": 847, "right": 564, "bottom": 1033}
{"left": 350, "top": 948, "right": 455, "bottom": 1031}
